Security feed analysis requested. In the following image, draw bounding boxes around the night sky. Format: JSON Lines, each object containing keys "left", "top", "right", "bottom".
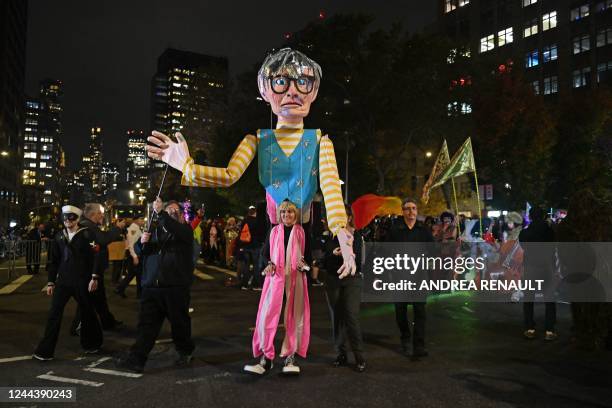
{"left": 25, "top": 0, "right": 436, "bottom": 171}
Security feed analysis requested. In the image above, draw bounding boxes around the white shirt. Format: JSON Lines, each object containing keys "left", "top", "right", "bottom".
{"left": 127, "top": 222, "right": 143, "bottom": 257}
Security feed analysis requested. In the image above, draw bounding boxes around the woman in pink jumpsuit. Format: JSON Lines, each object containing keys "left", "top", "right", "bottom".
{"left": 244, "top": 200, "right": 310, "bottom": 375}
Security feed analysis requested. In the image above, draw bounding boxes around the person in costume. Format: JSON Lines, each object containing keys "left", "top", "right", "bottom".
{"left": 145, "top": 47, "right": 356, "bottom": 280}
{"left": 244, "top": 199, "right": 310, "bottom": 374}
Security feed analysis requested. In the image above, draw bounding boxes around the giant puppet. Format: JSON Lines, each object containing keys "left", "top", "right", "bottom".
{"left": 146, "top": 48, "right": 356, "bottom": 277}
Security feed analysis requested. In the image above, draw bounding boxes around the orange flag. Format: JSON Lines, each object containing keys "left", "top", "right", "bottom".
{"left": 351, "top": 194, "right": 403, "bottom": 230}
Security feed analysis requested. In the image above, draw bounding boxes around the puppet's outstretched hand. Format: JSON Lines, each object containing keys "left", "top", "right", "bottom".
{"left": 336, "top": 228, "right": 356, "bottom": 279}
{"left": 146, "top": 131, "right": 191, "bottom": 171}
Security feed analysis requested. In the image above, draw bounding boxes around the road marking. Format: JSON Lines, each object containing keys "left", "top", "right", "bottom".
{"left": 83, "top": 367, "right": 142, "bottom": 378}
{"left": 204, "top": 265, "right": 237, "bottom": 277}
{"left": 194, "top": 270, "right": 214, "bottom": 280}
{"left": 155, "top": 338, "right": 173, "bottom": 344}
{"left": 0, "top": 274, "right": 33, "bottom": 295}
{"left": 37, "top": 371, "right": 104, "bottom": 387}
{"left": 87, "top": 357, "right": 111, "bottom": 368}
{"left": 176, "top": 371, "right": 231, "bottom": 385}
{"left": 0, "top": 355, "right": 33, "bottom": 363}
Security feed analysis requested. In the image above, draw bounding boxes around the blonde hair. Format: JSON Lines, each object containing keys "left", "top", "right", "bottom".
{"left": 279, "top": 200, "right": 299, "bottom": 225}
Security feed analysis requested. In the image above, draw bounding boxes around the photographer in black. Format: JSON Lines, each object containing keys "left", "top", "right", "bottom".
{"left": 115, "top": 197, "right": 195, "bottom": 373}
{"left": 33, "top": 205, "right": 103, "bottom": 360}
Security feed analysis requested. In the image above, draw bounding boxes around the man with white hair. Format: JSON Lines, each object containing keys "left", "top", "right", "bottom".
{"left": 71, "top": 203, "right": 125, "bottom": 333}
{"left": 33, "top": 205, "right": 103, "bottom": 360}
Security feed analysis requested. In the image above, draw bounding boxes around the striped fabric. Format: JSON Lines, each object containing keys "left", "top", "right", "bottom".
{"left": 181, "top": 129, "right": 347, "bottom": 234}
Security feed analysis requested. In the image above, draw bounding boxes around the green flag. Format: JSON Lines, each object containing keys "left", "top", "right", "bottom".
{"left": 421, "top": 140, "right": 450, "bottom": 204}
{"left": 430, "top": 137, "right": 475, "bottom": 189}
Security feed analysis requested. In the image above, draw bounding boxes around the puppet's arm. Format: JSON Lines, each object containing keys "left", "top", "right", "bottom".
{"left": 181, "top": 134, "right": 257, "bottom": 187}
{"left": 146, "top": 130, "right": 256, "bottom": 188}
{"left": 319, "top": 135, "right": 356, "bottom": 278}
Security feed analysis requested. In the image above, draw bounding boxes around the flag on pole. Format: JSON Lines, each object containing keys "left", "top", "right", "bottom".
{"left": 430, "top": 137, "right": 476, "bottom": 190}
{"left": 421, "top": 140, "right": 450, "bottom": 204}
{"left": 351, "top": 194, "right": 403, "bottom": 230}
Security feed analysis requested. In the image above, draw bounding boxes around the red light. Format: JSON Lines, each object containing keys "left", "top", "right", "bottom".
{"left": 319, "top": 10, "right": 326, "bottom": 19}
{"left": 498, "top": 64, "right": 506, "bottom": 73}
{"left": 284, "top": 32, "right": 292, "bottom": 40}
{"left": 459, "top": 78, "right": 465, "bottom": 86}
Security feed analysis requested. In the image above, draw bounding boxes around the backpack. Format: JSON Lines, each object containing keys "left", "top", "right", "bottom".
{"left": 239, "top": 223, "right": 251, "bottom": 244}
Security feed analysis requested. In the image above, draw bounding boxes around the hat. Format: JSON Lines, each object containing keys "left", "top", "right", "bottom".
{"left": 506, "top": 211, "right": 523, "bottom": 225}
{"left": 62, "top": 205, "right": 83, "bottom": 218}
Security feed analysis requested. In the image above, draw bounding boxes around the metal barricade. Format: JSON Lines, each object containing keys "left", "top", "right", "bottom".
{"left": 2, "top": 239, "right": 51, "bottom": 281}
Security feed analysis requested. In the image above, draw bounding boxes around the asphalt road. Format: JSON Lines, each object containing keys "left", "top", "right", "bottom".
{"left": 1, "top": 264, "right": 611, "bottom": 408}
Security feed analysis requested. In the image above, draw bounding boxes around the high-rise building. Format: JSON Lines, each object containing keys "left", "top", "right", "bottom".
{"left": 126, "top": 130, "right": 148, "bottom": 201}
{"left": 439, "top": 0, "right": 612, "bottom": 96}
{"left": 21, "top": 80, "right": 66, "bottom": 210}
{"left": 87, "top": 127, "right": 103, "bottom": 192}
{"left": 100, "top": 162, "right": 119, "bottom": 194}
{"left": 0, "top": 0, "right": 27, "bottom": 227}
{"left": 150, "top": 48, "right": 228, "bottom": 166}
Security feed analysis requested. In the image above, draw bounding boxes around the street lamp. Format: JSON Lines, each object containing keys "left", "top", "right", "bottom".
{"left": 425, "top": 151, "right": 432, "bottom": 158}
{"left": 1, "top": 151, "right": 8, "bottom": 157}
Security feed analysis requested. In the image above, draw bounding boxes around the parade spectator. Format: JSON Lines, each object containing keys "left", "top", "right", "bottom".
{"left": 115, "top": 198, "right": 195, "bottom": 373}
{"left": 237, "top": 205, "right": 266, "bottom": 290}
{"left": 26, "top": 223, "right": 47, "bottom": 275}
{"left": 224, "top": 217, "right": 239, "bottom": 268}
{"left": 33, "top": 205, "right": 102, "bottom": 360}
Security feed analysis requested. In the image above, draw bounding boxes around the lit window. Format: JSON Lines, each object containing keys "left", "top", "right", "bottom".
{"left": 480, "top": 34, "right": 495, "bottom": 53}
{"left": 522, "top": 0, "right": 537, "bottom": 6}
{"left": 542, "top": 11, "right": 557, "bottom": 31}
{"left": 498, "top": 27, "right": 513, "bottom": 46}
{"left": 543, "top": 76, "right": 558, "bottom": 94}
{"left": 596, "top": 28, "right": 612, "bottom": 47}
{"left": 573, "top": 67, "right": 591, "bottom": 88}
{"left": 571, "top": 5, "right": 590, "bottom": 21}
{"left": 524, "top": 18, "right": 538, "bottom": 37}
{"left": 542, "top": 44, "right": 558, "bottom": 62}
{"left": 573, "top": 34, "right": 591, "bottom": 54}
{"left": 24, "top": 152, "right": 37, "bottom": 159}
{"left": 525, "top": 50, "right": 539, "bottom": 68}
{"left": 597, "top": 61, "right": 612, "bottom": 82}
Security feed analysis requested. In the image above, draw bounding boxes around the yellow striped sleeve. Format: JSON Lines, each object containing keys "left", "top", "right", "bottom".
{"left": 319, "top": 134, "right": 347, "bottom": 235}
{"left": 181, "top": 134, "right": 256, "bottom": 187}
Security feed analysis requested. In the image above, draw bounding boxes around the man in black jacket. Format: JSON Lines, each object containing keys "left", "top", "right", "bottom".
{"left": 33, "top": 205, "right": 103, "bottom": 360}
{"left": 386, "top": 198, "right": 434, "bottom": 359}
{"left": 71, "top": 203, "right": 125, "bottom": 333}
{"left": 115, "top": 198, "right": 195, "bottom": 373}
{"left": 519, "top": 206, "right": 557, "bottom": 340}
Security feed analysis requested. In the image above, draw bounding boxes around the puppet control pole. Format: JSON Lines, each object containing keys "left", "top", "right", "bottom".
{"left": 146, "top": 164, "right": 169, "bottom": 233}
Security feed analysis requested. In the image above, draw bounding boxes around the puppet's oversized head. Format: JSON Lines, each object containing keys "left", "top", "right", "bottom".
{"left": 257, "top": 48, "right": 322, "bottom": 122}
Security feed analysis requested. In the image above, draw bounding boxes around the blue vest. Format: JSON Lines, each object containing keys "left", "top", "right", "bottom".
{"left": 258, "top": 129, "right": 319, "bottom": 210}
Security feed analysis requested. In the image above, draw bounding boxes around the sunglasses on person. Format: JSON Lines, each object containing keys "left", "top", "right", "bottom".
{"left": 269, "top": 75, "right": 315, "bottom": 94}
{"left": 63, "top": 213, "right": 79, "bottom": 221}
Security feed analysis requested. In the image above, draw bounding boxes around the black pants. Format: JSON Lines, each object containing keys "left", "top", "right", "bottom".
{"left": 111, "top": 259, "right": 125, "bottom": 284}
{"left": 72, "top": 277, "right": 118, "bottom": 331}
{"left": 325, "top": 278, "right": 364, "bottom": 361}
{"left": 394, "top": 302, "right": 426, "bottom": 349}
{"left": 116, "top": 259, "right": 142, "bottom": 297}
{"left": 35, "top": 284, "right": 103, "bottom": 358}
{"left": 524, "top": 302, "right": 556, "bottom": 331}
{"left": 129, "top": 286, "right": 195, "bottom": 366}
{"left": 239, "top": 246, "right": 262, "bottom": 288}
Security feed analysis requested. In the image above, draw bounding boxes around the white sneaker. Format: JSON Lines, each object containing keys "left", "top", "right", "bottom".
{"left": 32, "top": 353, "right": 54, "bottom": 361}
{"left": 282, "top": 354, "right": 300, "bottom": 375}
{"left": 244, "top": 355, "right": 272, "bottom": 375}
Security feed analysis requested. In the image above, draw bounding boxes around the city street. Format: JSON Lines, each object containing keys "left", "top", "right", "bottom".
{"left": 1, "top": 264, "right": 611, "bottom": 408}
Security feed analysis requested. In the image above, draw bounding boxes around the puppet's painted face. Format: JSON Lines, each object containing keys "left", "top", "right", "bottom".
{"left": 261, "top": 67, "right": 319, "bottom": 121}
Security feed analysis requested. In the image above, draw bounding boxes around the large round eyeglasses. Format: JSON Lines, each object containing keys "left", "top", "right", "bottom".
{"left": 269, "top": 75, "right": 315, "bottom": 94}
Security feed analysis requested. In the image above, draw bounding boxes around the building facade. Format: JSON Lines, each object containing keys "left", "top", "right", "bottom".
{"left": 0, "top": 0, "right": 27, "bottom": 228}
